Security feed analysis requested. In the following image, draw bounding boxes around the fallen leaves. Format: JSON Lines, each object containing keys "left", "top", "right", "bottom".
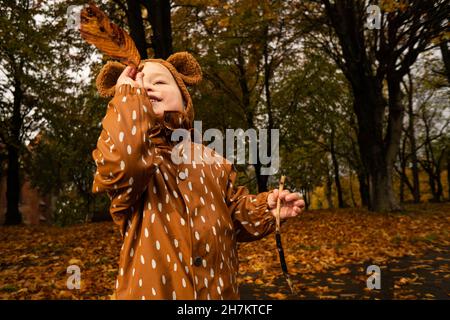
{"left": 0, "top": 202, "right": 448, "bottom": 299}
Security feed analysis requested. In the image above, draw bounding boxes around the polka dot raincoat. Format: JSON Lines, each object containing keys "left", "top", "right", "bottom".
{"left": 92, "top": 84, "right": 276, "bottom": 300}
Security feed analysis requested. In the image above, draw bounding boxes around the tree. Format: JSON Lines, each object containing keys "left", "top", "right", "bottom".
{"left": 0, "top": 1, "right": 87, "bottom": 224}
{"left": 173, "top": 0, "right": 304, "bottom": 192}
{"left": 112, "top": 0, "right": 173, "bottom": 58}
{"left": 306, "top": 0, "right": 449, "bottom": 211}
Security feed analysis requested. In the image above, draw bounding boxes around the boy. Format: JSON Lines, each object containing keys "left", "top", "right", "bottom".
{"left": 92, "top": 52, "right": 304, "bottom": 300}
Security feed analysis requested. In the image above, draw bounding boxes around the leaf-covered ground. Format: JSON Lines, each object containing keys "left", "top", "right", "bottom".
{"left": 0, "top": 203, "right": 449, "bottom": 300}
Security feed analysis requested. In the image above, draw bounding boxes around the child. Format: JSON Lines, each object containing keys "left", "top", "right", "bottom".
{"left": 91, "top": 52, "right": 305, "bottom": 300}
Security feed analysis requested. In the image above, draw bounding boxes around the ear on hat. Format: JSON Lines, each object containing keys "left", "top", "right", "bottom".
{"left": 166, "top": 52, "right": 202, "bottom": 86}
{"left": 96, "top": 60, "right": 126, "bottom": 97}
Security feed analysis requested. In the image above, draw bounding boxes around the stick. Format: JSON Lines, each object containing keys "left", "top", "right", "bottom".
{"left": 274, "top": 175, "right": 296, "bottom": 295}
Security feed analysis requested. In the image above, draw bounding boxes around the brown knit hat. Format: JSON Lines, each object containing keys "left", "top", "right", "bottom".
{"left": 96, "top": 52, "right": 202, "bottom": 127}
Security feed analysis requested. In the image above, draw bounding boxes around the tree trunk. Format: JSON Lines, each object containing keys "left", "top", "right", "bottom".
{"left": 357, "top": 170, "right": 370, "bottom": 207}
{"left": 399, "top": 166, "right": 405, "bottom": 203}
{"left": 440, "top": 41, "right": 450, "bottom": 84}
{"left": 330, "top": 128, "right": 346, "bottom": 208}
{"left": 406, "top": 72, "right": 421, "bottom": 202}
{"left": 255, "top": 30, "right": 274, "bottom": 194}
{"left": 144, "top": 0, "right": 173, "bottom": 59}
{"left": 348, "top": 168, "right": 356, "bottom": 207}
{"left": 353, "top": 79, "right": 401, "bottom": 212}
{"left": 325, "top": 171, "right": 334, "bottom": 209}
{"left": 4, "top": 76, "right": 23, "bottom": 225}
{"left": 126, "top": 0, "right": 148, "bottom": 59}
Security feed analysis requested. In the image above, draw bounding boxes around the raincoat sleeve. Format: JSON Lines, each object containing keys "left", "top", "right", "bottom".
{"left": 91, "top": 84, "right": 162, "bottom": 234}
{"left": 225, "top": 166, "right": 276, "bottom": 242}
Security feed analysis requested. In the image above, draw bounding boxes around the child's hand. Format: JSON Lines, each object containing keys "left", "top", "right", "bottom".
{"left": 115, "top": 66, "right": 145, "bottom": 91}
{"left": 267, "top": 189, "right": 305, "bottom": 220}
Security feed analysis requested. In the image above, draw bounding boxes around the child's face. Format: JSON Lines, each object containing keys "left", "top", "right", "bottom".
{"left": 141, "top": 62, "right": 184, "bottom": 116}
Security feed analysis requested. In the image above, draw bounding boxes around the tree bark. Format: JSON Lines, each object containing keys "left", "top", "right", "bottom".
{"left": 4, "top": 76, "right": 23, "bottom": 225}
{"left": 353, "top": 80, "right": 401, "bottom": 212}
{"left": 126, "top": 0, "right": 148, "bottom": 59}
{"left": 406, "top": 72, "right": 421, "bottom": 202}
{"left": 325, "top": 171, "right": 334, "bottom": 209}
{"left": 144, "top": 0, "right": 173, "bottom": 59}
{"left": 330, "top": 127, "right": 346, "bottom": 208}
{"left": 357, "top": 169, "right": 370, "bottom": 207}
{"left": 440, "top": 41, "right": 450, "bottom": 84}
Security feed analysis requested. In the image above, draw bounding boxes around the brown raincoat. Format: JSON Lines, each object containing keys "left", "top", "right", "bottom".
{"left": 91, "top": 54, "right": 276, "bottom": 300}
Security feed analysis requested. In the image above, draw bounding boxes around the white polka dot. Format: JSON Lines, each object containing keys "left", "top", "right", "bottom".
{"left": 201, "top": 216, "right": 206, "bottom": 223}
{"left": 172, "top": 291, "right": 176, "bottom": 300}
{"left": 166, "top": 213, "right": 170, "bottom": 222}
{"left": 152, "top": 287, "right": 156, "bottom": 295}
{"left": 151, "top": 213, "right": 155, "bottom": 223}
{"left": 139, "top": 278, "right": 142, "bottom": 287}
{"left": 204, "top": 278, "right": 208, "bottom": 288}
{"left": 158, "top": 203, "right": 162, "bottom": 212}
{"left": 211, "top": 204, "right": 216, "bottom": 211}
{"left": 120, "top": 268, "right": 124, "bottom": 276}
{"left": 131, "top": 126, "right": 137, "bottom": 135}
{"left": 127, "top": 145, "right": 132, "bottom": 154}
{"left": 162, "top": 275, "right": 166, "bottom": 285}
{"left": 166, "top": 254, "right": 171, "bottom": 262}
{"left": 144, "top": 228, "right": 149, "bottom": 238}
{"left": 132, "top": 110, "right": 137, "bottom": 120}
{"left": 206, "top": 243, "right": 210, "bottom": 252}
{"left": 163, "top": 172, "right": 169, "bottom": 181}
{"left": 185, "top": 266, "right": 189, "bottom": 274}
{"left": 174, "top": 239, "right": 178, "bottom": 247}
{"left": 195, "top": 231, "right": 200, "bottom": 240}
{"left": 174, "top": 262, "right": 177, "bottom": 271}
{"left": 129, "top": 177, "right": 134, "bottom": 185}
{"left": 212, "top": 226, "right": 217, "bottom": 235}
{"left": 156, "top": 240, "right": 160, "bottom": 250}
{"left": 182, "top": 278, "right": 186, "bottom": 288}
{"left": 132, "top": 268, "right": 135, "bottom": 276}
{"left": 188, "top": 181, "right": 193, "bottom": 191}
{"left": 143, "top": 105, "right": 148, "bottom": 113}
{"left": 120, "top": 161, "right": 125, "bottom": 170}
{"left": 130, "top": 248, "right": 134, "bottom": 257}
{"left": 210, "top": 268, "right": 214, "bottom": 278}
{"left": 178, "top": 252, "right": 183, "bottom": 261}
{"left": 180, "top": 217, "right": 186, "bottom": 226}
{"left": 203, "top": 259, "right": 207, "bottom": 268}
{"left": 217, "top": 286, "right": 221, "bottom": 295}
{"left": 140, "top": 255, "right": 145, "bottom": 264}
{"left": 152, "top": 259, "right": 156, "bottom": 269}
{"left": 119, "top": 132, "right": 124, "bottom": 142}
{"left": 122, "top": 96, "right": 127, "bottom": 102}
{"left": 200, "top": 197, "right": 205, "bottom": 205}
